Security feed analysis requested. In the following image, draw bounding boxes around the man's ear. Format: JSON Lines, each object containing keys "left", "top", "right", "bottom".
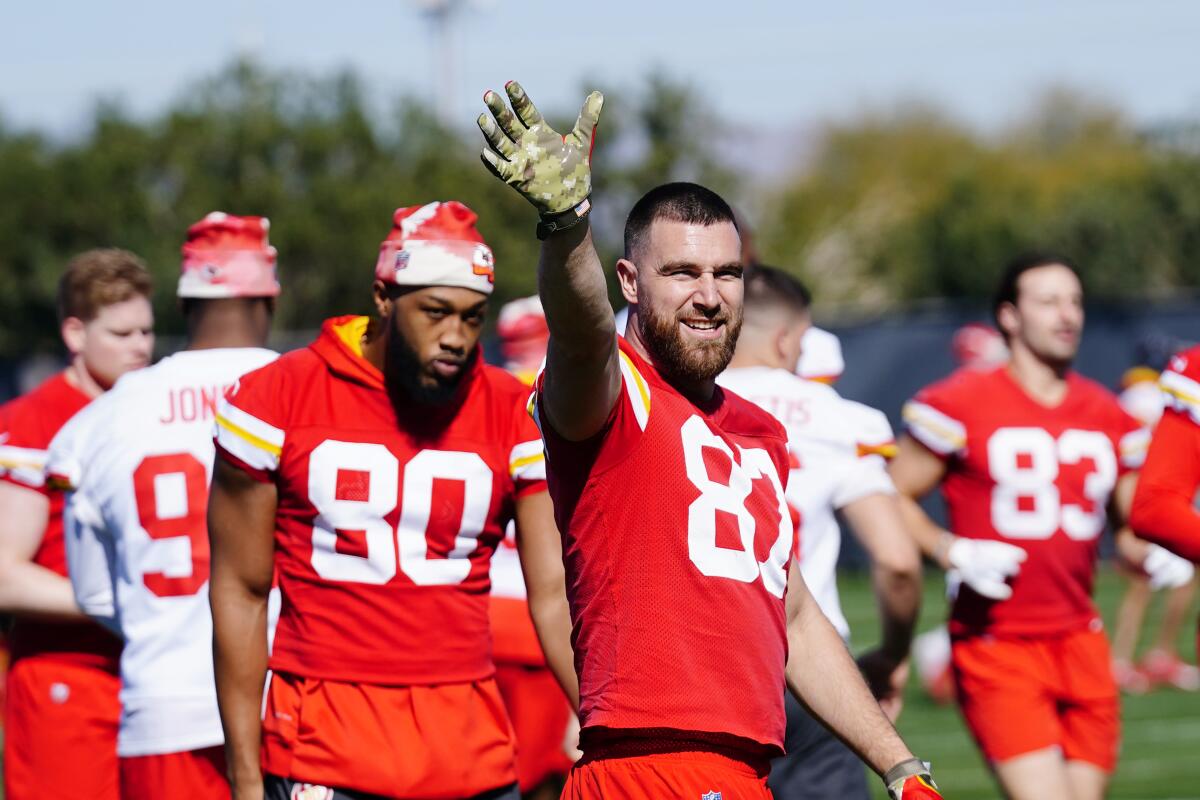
{"left": 372, "top": 280, "right": 393, "bottom": 319}
{"left": 61, "top": 317, "right": 86, "bottom": 356}
{"left": 996, "top": 303, "right": 1019, "bottom": 339}
{"left": 616, "top": 259, "right": 638, "bottom": 306}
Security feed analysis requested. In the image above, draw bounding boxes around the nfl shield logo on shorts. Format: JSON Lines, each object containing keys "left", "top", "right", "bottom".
{"left": 701, "top": 792, "right": 723, "bottom": 800}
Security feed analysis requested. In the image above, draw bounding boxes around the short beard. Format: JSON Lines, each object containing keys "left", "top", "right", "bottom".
{"left": 639, "top": 304, "right": 742, "bottom": 388}
{"left": 384, "top": 324, "right": 476, "bottom": 407}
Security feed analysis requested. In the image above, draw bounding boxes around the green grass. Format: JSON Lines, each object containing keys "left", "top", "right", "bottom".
{"left": 839, "top": 568, "right": 1200, "bottom": 799}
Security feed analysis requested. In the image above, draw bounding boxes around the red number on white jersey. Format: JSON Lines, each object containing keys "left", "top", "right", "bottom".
{"left": 132, "top": 453, "right": 211, "bottom": 597}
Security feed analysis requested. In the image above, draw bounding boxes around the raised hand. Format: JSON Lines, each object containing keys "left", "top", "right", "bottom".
{"left": 477, "top": 81, "right": 603, "bottom": 232}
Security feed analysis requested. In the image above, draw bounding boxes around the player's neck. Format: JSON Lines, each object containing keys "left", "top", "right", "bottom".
{"left": 1006, "top": 347, "right": 1070, "bottom": 406}
{"left": 186, "top": 302, "right": 270, "bottom": 351}
{"left": 63, "top": 357, "right": 106, "bottom": 399}
{"left": 727, "top": 340, "right": 786, "bottom": 372}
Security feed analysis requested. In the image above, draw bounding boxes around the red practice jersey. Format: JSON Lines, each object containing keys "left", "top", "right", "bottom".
{"left": 0, "top": 372, "right": 120, "bottom": 669}
{"left": 534, "top": 337, "right": 793, "bottom": 756}
{"left": 904, "top": 365, "right": 1146, "bottom": 636}
{"left": 1130, "top": 346, "right": 1200, "bottom": 562}
{"left": 215, "top": 316, "right": 547, "bottom": 685}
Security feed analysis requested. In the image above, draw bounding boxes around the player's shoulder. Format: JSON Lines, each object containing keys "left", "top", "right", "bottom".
{"left": 913, "top": 365, "right": 1003, "bottom": 408}
{"left": 718, "top": 385, "right": 788, "bottom": 444}
{"left": 477, "top": 362, "right": 532, "bottom": 402}
{"left": 839, "top": 398, "right": 895, "bottom": 443}
{"left": 1166, "top": 346, "right": 1200, "bottom": 382}
{"left": 4, "top": 371, "right": 88, "bottom": 444}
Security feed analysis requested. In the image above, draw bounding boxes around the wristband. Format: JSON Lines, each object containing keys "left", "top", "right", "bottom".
{"left": 884, "top": 757, "right": 931, "bottom": 786}
{"left": 536, "top": 198, "right": 592, "bottom": 241}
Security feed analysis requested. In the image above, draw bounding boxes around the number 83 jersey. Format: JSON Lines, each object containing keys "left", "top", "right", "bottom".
{"left": 215, "top": 316, "right": 547, "bottom": 685}
{"left": 904, "top": 365, "right": 1148, "bottom": 636}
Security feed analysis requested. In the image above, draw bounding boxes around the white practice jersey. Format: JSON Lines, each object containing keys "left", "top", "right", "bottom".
{"left": 47, "top": 348, "right": 278, "bottom": 757}
{"left": 717, "top": 366, "right": 896, "bottom": 638}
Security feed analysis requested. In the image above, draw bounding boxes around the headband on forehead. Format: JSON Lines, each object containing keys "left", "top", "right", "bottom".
{"left": 375, "top": 201, "right": 495, "bottom": 295}
{"left": 178, "top": 212, "right": 280, "bottom": 299}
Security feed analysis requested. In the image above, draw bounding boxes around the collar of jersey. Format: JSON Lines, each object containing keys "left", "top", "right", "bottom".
{"left": 313, "top": 315, "right": 384, "bottom": 389}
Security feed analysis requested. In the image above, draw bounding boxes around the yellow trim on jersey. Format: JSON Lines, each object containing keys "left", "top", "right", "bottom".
{"left": 902, "top": 404, "right": 966, "bottom": 449}
{"left": 857, "top": 441, "right": 898, "bottom": 460}
{"left": 216, "top": 413, "right": 283, "bottom": 457}
{"left": 333, "top": 315, "right": 371, "bottom": 358}
{"left": 618, "top": 350, "right": 651, "bottom": 416}
{"left": 1162, "top": 383, "right": 1200, "bottom": 408}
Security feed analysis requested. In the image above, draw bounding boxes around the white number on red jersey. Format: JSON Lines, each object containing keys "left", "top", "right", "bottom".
{"left": 988, "top": 427, "right": 1117, "bottom": 541}
{"left": 681, "top": 415, "right": 792, "bottom": 597}
{"left": 132, "top": 453, "right": 211, "bottom": 598}
{"left": 308, "top": 441, "right": 492, "bottom": 586}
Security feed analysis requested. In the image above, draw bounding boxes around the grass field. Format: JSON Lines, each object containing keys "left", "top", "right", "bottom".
{"left": 839, "top": 568, "right": 1200, "bottom": 800}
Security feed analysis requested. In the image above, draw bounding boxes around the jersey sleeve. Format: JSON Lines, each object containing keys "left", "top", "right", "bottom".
{"left": 63, "top": 489, "right": 120, "bottom": 634}
{"left": 531, "top": 341, "right": 652, "bottom": 474}
{"left": 0, "top": 398, "right": 51, "bottom": 491}
{"left": 902, "top": 380, "right": 967, "bottom": 459}
{"left": 830, "top": 402, "right": 897, "bottom": 508}
{"left": 1129, "top": 407, "right": 1200, "bottom": 562}
{"left": 214, "top": 363, "right": 289, "bottom": 482}
{"left": 1114, "top": 409, "right": 1150, "bottom": 473}
{"left": 507, "top": 389, "right": 547, "bottom": 498}
{"left": 44, "top": 397, "right": 107, "bottom": 492}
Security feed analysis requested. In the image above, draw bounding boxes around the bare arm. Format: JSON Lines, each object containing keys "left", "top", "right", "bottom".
{"left": 477, "top": 83, "right": 620, "bottom": 441}
{"left": 514, "top": 490, "right": 579, "bottom": 709}
{"left": 784, "top": 566, "right": 915, "bottom": 776}
{"left": 888, "top": 435, "right": 952, "bottom": 566}
{"left": 209, "top": 456, "right": 276, "bottom": 800}
{"left": 0, "top": 480, "right": 84, "bottom": 618}
{"left": 841, "top": 493, "right": 921, "bottom": 718}
{"left": 539, "top": 224, "right": 622, "bottom": 441}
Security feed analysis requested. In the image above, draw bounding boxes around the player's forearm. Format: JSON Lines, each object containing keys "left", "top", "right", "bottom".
{"left": 528, "top": 591, "right": 580, "bottom": 709}
{"left": 895, "top": 494, "right": 951, "bottom": 567}
{"left": 212, "top": 582, "right": 270, "bottom": 792}
{"left": 538, "top": 223, "right": 614, "bottom": 359}
{"left": 785, "top": 591, "right": 914, "bottom": 775}
{"left": 871, "top": 560, "right": 921, "bottom": 662}
{"left": 1130, "top": 490, "right": 1200, "bottom": 562}
{"left": 0, "top": 560, "right": 85, "bottom": 618}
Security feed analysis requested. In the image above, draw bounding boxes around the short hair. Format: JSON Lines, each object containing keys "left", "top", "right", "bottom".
{"left": 992, "top": 252, "right": 1082, "bottom": 330}
{"left": 623, "top": 182, "right": 739, "bottom": 261}
{"left": 743, "top": 264, "right": 811, "bottom": 319}
{"left": 57, "top": 248, "right": 153, "bottom": 324}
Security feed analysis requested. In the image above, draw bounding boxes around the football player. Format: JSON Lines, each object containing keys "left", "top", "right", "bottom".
{"left": 47, "top": 213, "right": 281, "bottom": 798}
{"left": 889, "top": 253, "right": 1162, "bottom": 799}
{"left": 491, "top": 296, "right": 578, "bottom": 798}
{"left": 716, "top": 266, "right": 923, "bottom": 799}
{"left": 476, "top": 81, "right": 940, "bottom": 800}
{"left": 0, "top": 250, "right": 154, "bottom": 800}
{"left": 209, "top": 201, "right": 569, "bottom": 800}
{"left": 1131, "top": 347, "right": 1200, "bottom": 564}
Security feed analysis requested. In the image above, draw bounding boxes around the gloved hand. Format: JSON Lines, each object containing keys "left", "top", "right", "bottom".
{"left": 477, "top": 81, "right": 603, "bottom": 226}
{"left": 946, "top": 537, "right": 1027, "bottom": 600}
{"left": 1143, "top": 543, "right": 1195, "bottom": 590}
{"left": 885, "top": 759, "right": 944, "bottom": 799}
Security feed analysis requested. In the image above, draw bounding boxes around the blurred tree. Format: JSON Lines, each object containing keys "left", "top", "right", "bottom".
{"left": 0, "top": 61, "right": 732, "bottom": 358}
{"left": 758, "top": 89, "right": 1200, "bottom": 310}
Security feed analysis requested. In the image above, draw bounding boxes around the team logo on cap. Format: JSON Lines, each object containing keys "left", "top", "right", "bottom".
{"left": 394, "top": 250, "right": 410, "bottom": 271}
{"left": 472, "top": 243, "right": 495, "bottom": 283}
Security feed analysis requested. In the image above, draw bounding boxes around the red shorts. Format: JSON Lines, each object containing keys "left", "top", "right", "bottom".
{"left": 951, "top": 625, "right": 1119, "bottom": 771}
{"left": 563, "top": 750, "right": 772, "bottom": 800}
{"left": 120, "top": 746, "right": 229, "bottom": 800}
{"left": 262, "top": 671, "right": 517, "bottom": 798}
{"left": 494, "top": 662, "right": 574, "bottom": 790}
{"left": 4, "top": 656, "right": 121, "bottom": 800}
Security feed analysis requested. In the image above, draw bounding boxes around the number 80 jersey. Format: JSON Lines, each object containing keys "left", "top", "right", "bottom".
{"left": 215, "top": 316, "right": 547, "bottom": 685}
{"left": 904, "top": 365, "right": 1147, "bottom": 636}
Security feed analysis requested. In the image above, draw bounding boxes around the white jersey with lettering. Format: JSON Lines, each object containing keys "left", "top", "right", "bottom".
{"left": 47, "top": 347, "right": 278, "bottom": 757}
{"left": 717, "top": 366, "right": 896, "bottom": 638}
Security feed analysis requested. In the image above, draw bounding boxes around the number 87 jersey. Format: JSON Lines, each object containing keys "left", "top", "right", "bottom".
{"left": 215, "top": 316, "right": 547, "bottom": 685}
{"left": 903, "top": 365, "right": 1148, "bottom": 637}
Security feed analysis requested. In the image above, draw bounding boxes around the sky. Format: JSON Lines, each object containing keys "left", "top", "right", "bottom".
{"left": 3, "top": 1, "right": 1199, "bottom": 138}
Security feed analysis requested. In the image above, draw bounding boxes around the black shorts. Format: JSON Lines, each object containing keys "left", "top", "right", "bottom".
{"left": 767, "top": 691, "right": 870, "bottom": 800}
{"left": 264, "top": 774, "right": 521, "bottom": 800}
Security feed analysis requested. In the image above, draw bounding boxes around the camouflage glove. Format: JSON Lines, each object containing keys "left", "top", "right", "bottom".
{"left": 477, "top": 81, "right": 603, "bottom": 239}
{"left": 885, "top": 759, "right": 943, "bottom": 799}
